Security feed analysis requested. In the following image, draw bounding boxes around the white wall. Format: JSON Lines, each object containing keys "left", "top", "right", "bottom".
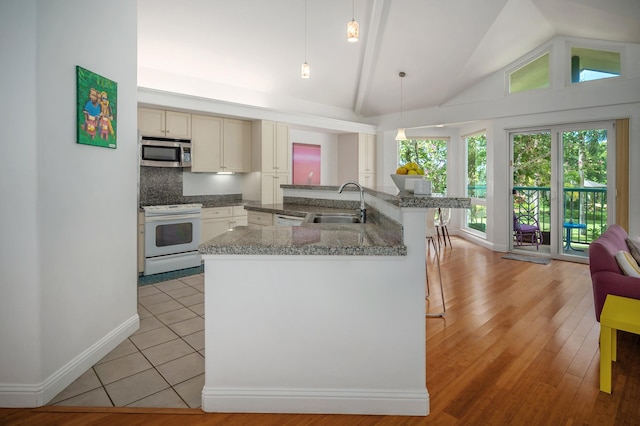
{"left": 0, "top": 0, "right": 42, "bottom": 392}
{"left": 0, "top": 0, "right": 139, "bottom": 407}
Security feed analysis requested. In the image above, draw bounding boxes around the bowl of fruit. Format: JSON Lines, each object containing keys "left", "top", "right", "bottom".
{"left": 391, "top": 162, "right": 426, "bottom": 192}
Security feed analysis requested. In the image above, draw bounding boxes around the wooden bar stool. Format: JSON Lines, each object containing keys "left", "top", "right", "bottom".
{"left": 599, "top": 294, "right": 640, "bottom": 393}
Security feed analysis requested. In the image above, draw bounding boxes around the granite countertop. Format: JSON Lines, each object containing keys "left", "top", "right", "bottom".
{"left": 199, "top": 221, "right": 406, "bottom": 256}
{"left": 197, "top": 185, "right": 470, "bottom": 257}
{"left": 280, "top": 184, "right": 472, "bottom": 209}
{"left": 243, "top": 203, "right": 357, "bottom": 217}
{"left": 200, "top": 201, "right": 406, "bottom": 256}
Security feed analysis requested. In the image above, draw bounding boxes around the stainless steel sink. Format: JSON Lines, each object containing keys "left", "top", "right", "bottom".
{"left": 307, "top": 213, "right": 361, "bottom": 224}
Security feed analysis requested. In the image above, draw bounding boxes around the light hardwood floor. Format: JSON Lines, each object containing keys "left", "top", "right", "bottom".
{"left": 2, "top": 237, "right": 639, "bottom": 425}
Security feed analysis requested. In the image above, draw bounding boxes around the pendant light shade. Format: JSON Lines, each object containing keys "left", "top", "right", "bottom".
{"left": 396, "top": 71, "right": 406, "bottom": 140}
{"left": 347, "top": 0, "right": 358, "bottom": 42}
{"left": 347, "top": 19, "right": 359, "bottom": 42}
{"left": 301, "top": 62, "right": 310, "bottom": 79}
{"left": 395, "top": 128, "right": 407, "bottom": 141}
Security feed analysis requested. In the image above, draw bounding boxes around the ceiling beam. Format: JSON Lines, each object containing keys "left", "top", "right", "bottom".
{"left": 354, "top": 0, "right": 390, "bottom": 116}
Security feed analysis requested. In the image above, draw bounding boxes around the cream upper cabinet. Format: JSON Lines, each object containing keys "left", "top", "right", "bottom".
{"left": 253, "top": 120, "right": 290, "bottom": 204}
{"left": 191, "top": 115, "right": 223, "bottom": 173}
{"left": 358, "top": 133, "right": 376, "bottom": 174}
{"left": 191, "top": 115, "right": 251, "bottom": 173}
{"left": 138, "top": 108, "right": 191, "bottom": 139}
{"left": 256, "top": 121, "right": 290, "bottom": 173}
{"left": 222, "top": 118, "right": 252, "bottom": 172}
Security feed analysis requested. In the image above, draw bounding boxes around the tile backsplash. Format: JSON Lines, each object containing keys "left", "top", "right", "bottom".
{"left": 139, "top": 167, "right": 241, "bottom": 206}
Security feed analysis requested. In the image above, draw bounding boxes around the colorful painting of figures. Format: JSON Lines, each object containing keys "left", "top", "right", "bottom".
{"left": 76, "top": 66, "right": 117, "bottom": 149}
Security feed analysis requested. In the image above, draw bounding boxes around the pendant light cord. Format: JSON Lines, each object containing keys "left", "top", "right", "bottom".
{"left": 400, "top": 71, "right": 405, "bottom": 127}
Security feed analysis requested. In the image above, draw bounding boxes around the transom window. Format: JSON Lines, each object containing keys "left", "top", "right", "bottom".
{"left": 570, "top": 47, "right": 621, "bottom": 83}
{"left": 509, "top": 52, "right": 550, "bottom": 94}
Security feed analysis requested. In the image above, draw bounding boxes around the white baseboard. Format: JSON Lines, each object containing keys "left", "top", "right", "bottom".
{"left": 0, "top": 314, "right": 139, "bottom": 408}
{"left": 202, "top": 387, "right": 430, "bottom": 416}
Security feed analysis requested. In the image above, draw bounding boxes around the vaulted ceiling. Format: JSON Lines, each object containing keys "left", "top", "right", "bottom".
{"left": 137, "top": 0, "right": 640, "bottom": 122}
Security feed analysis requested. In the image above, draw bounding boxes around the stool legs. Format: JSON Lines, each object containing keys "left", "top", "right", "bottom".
{"left": 426, "top": 236, "right": 445, "bottom": 318}
{"left": 600, "top": 325, "right": 614, "bottom": 394}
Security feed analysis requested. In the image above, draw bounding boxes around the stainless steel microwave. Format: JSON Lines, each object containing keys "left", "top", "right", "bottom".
{"left": 140, "top": 137, "right": 192, "bottom": 168}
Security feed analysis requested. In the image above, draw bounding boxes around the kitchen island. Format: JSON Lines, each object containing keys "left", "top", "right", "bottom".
{"left": 199, "top": 185, "right": 470, "bottom": 416}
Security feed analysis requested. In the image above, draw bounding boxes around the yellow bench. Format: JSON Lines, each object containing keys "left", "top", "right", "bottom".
{"left": 599, "top": 294, "right": 640, "bottom": 393}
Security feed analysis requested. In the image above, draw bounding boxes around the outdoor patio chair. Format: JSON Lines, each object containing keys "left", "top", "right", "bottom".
{"left": 513, "top": 212, "right": 543, "bottom": 249}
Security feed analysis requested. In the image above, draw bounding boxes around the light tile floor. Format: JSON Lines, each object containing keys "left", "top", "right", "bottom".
{"left": 49, "top": 273, "right": 206, "bottom": 409}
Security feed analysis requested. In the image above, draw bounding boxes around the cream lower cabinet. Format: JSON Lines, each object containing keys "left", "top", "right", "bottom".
{"left": 201, "top": 206, "right": 247, "bottom": 242}
{"left": 247, "top": 210, "right": 273, "bottom": 226}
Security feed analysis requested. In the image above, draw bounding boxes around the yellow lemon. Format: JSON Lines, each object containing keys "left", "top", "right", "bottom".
{"left": 396, "top": 166, "right": 408, "bottom": 175}
{"left": 407, "top": 169, "right": 418, "bottom": 175}
{"left": 416, "top": 168, "right": 425, "bottom": 175}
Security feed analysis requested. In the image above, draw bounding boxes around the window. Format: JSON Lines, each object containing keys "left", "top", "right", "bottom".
{"left": 398, "top": 138, "right": 448, "bottom": 193}
{"left": 465, "top": 132, "right": 487, "bottom": 235}
{"left": 509, "top": 52, "right": 550, "bottom": 93}
{"left": 570, "top": 47, "right": 621, "bottom": 84}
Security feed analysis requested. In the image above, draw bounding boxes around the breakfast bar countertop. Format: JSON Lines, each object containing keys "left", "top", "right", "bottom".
{"left": 199, "top": 185, "right": 470, "bottom": 257}
{"left": 198, "top": 221, "right": 406, "bottom": 256}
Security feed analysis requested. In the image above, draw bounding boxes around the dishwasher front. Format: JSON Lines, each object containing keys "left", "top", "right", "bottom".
{"left": 274, "top": 214, "right": 305, "bottom": 226}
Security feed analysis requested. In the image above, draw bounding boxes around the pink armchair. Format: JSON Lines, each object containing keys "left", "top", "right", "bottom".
{"left": 589, "top": 224, "right": 640, "bottom": 321}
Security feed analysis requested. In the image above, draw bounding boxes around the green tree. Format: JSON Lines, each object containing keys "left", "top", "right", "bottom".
{"left": 398, "top": 139, "right": 448, "bottom": 193}
{"left": 513, "top": 130, "right": 607, "bottom": 188}
{"left": 513, "top": 132, "right": 551, "bottom": 187}
{"left": 466, "top": 134, "right": 487, "bottom": 198}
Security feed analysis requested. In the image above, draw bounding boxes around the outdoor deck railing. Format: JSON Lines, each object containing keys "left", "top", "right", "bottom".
{"left": 466, "top": 185, "right": 608, "bottom": 246}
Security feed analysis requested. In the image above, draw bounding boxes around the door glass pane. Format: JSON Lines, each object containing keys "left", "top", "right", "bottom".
{"left": 512, "top": 132, "right": 551, "bottom": 251}
{"left": 465, "top": 133, "right": 487, "bottom": 234}
{"left": 561, "top": 129, "right": 608, "bottom": 256}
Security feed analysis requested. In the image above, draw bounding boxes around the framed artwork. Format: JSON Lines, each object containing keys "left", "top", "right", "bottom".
{"left": 76, "top": 66, "right": 117, "bottom": 149}
{"left": 292, "top": 143, "right": 321, "bottom": 185}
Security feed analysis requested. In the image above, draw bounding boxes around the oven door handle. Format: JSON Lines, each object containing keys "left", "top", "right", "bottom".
{"left": 144, "top": 213, "right": 200, "bottom": 222}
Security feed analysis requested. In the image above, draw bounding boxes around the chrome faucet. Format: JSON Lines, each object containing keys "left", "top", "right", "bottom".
{"left": 338, "top": 181, "right": 366, "bottom": 223}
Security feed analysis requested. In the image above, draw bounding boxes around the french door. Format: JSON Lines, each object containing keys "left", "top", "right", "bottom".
{"left": 510, "top": 121, "right": 614, "bottom": 261}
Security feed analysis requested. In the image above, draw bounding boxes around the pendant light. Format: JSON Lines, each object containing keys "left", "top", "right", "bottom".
{"left": 301, "top": 0, "right": 310, "bottom": 78}
{"left": 347, "top": 0, "right": 359, "bottom": 42}
{"left": 395, "top": 72, "right": 407, "bottom": 140}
